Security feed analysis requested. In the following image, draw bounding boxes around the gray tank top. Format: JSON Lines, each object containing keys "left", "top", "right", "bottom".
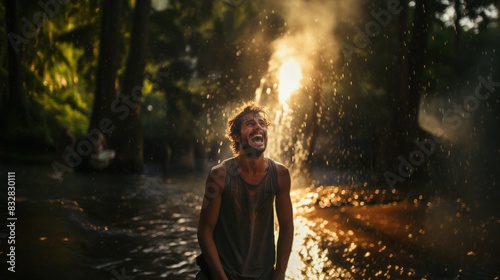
{"left": 213, "top": 157, "right": 278, "bottom": 279}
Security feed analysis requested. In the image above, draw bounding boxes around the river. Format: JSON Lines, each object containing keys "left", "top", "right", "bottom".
{"left": 0, "top": 163, "right": 498, "bottom": 279}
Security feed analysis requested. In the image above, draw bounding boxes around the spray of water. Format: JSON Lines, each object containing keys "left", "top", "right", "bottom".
{"left": 253, "top": 0, "right": 348, "bottom": 186}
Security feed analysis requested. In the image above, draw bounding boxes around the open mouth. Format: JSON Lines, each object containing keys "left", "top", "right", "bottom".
{"left": 250, "top": 135, "right": 264, "bottom": 144}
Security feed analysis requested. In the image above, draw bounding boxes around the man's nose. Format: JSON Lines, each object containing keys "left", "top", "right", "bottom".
{"left": 255, "top": 123, "right": 264, "bottom": 130}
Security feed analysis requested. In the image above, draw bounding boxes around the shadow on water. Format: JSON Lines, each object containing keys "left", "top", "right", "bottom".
{"left": 1, "top": 161, "right": 499, "bottom": 279}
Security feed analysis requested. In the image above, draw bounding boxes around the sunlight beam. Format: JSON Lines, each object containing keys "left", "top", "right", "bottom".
{"left": 278, "top": 59, "right": 302, "bottom": 108}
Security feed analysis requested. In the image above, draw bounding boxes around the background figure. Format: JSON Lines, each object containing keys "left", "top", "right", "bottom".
{"left": 163, "top": 145, "right": 172, "bottom": 171}
{"left": 58, "top": 127, "right": 76, "bottom": 163}
{"left": 92, "top": 130, "right": 107, "bottom": 155}
{"left": 90, "top": 131, "right": 115, "bottom": 170}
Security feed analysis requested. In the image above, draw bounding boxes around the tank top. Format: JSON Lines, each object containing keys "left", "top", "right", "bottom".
{"left": 213, "top": 157, "right": 278, "bottom": 279}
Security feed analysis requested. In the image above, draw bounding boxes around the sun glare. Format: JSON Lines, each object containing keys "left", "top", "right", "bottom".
{"left": 278, "top": 59, "right": 302, "bottom": 108}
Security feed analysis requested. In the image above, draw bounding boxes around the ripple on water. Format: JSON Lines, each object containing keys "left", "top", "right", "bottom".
{"left": 5, "top": 164, "right": 498, "bottom": 279}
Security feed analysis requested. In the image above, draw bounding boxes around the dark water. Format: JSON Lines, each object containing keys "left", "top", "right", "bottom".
{"left": 1, "top": 164, "right": 203, "bottom": 280}
{"left": 1, "top": 163, "right": 499, "bottom": 280}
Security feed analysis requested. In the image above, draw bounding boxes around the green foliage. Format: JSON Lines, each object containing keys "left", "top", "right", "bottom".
{"left": 141, "top": 0, "right": 276, "bottom": 147}
{"left": 1, "top": 0, "right": 498, "bottom": 161}
{"left": 1, "top": 0, "right": 102, "bottom": 146}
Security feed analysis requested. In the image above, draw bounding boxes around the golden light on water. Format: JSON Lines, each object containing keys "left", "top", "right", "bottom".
{"left": 278, "top": 59, "right": 302, "bottom": 107}
{"left": 284, "top": 187, "right": 353, "bottom": 279}
{"left": 282, "top": 186, "right": 426, "bottom": 279}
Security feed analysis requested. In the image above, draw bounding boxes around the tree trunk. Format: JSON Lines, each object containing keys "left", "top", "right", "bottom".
{"left": 394, "top": 0, "right": 430, "bottom": 140}
{"left": 454, "top": 0, "right": 462, "bottom": 53}
{"left": 382, "top": 0, "right": 431, "bottom": 185}
{"left": 453, "top": 0, "right": 464, "bottom": 81}
{"left": 89, "top": 0, "right": 122, "bottom": 130}
{"left": 110, "top": 0, "right": 151, "bottom": 172}
{"left": 407, "top": 0, "right": 430, "bottom": 126}
{"left": 393, "top": 0, "right": 430, "bottom": 137}
{"left": 381, "top": 0, "right": 411, "bottom": 173}
{"left": 2, "top": 0, "right": 30, "bottom": 134}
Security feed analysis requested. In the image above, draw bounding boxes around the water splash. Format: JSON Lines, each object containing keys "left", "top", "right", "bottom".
{"left": 254, "top": 59, "right": 312, "bottom": 186}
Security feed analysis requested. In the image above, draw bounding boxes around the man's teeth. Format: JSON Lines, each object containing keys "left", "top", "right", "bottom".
{"left": 251, "top": 135, "right": 263, "bottom": 142}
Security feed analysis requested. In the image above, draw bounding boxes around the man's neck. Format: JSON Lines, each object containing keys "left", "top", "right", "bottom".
{"left": 236, "top": 153, "right": 266, "bottom": 175}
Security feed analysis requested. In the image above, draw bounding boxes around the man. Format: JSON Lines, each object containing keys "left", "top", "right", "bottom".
{"left": 197, "top": 102, "right": 294, "bottom": 280}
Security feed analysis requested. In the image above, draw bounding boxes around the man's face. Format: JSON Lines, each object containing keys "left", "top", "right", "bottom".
{"left": 237, "top": 113, "right": 268, "bottom": 157}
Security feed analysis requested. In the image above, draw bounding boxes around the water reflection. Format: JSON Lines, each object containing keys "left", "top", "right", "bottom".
{"left": 1, "top": 164, "right": 498, "bottom": 279}
{"left": 290, "top": 186, "right": 500, "bottom": 279}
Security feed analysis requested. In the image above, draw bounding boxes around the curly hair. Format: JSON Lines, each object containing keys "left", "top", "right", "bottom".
{"left": 226, "top": 102, "right": 271, "bottom": 154}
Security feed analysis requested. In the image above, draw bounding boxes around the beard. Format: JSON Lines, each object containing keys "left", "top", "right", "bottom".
{"left": 240, "top": 140, "right": 266, "bottom": 158}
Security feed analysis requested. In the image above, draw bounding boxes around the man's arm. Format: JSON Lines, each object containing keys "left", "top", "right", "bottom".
{"left": 197, "top": 165, "right": 228, "bottom": 280}
{"left": 274, "top": 164, "right": 294, "bottom": 280}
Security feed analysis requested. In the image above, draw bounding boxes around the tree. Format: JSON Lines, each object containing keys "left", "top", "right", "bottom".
{"left": 2, "top": 0, "right": 30, "bottom": 141}
{"left": 394, "top": 0, "right": 431, "bottom": 148}
{"left": 89, "top": 0, "right": 122, "bottom": 132}
{"left": 110, "top": 0, "right": 151, "bottom": 172}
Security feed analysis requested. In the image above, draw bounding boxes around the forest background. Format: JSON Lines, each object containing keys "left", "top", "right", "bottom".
{"left": 1, "top": 0, "right": 499, "bottom": 194}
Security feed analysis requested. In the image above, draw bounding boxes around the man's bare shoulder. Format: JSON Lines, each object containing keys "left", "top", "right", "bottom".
{"left": 210, "top": 161, "right": 227, "bottom": 173}
{"left": 271, "top": 159, "right": 290, "bottom": 175}
{"left": 270, "top": 159, "right": 291, "bottom": 192}
{"left": 206, "top": 161, "right": 228, "bottom": 189}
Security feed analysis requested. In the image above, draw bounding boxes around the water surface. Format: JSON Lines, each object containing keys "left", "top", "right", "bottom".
{"left": 1, "top": 163, "right": 498, "bottom": 279}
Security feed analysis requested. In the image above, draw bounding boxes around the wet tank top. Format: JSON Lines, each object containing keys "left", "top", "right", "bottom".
{"left": 213, "top": 157, "right": 278, "bottom": 279}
